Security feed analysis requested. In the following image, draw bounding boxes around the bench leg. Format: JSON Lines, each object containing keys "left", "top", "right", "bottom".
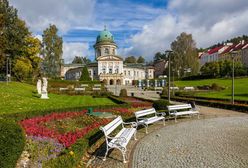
{"left": 121, "top": 147, "right": 127, "bottom": 163}
{"left": 134, "top": 131, "right": 137, "bottom": 140}
{"left": 103, "top": 146, "right": 109, "bottom": 161}
{"left": 163, "top": 118, "right": 165, "bottom": 126}
{"left": 145, "top": 125, "right": 148, "bottom": 134}
{"left": 175, "top": 116, "right": 177, "bottom": 122}
{"left": 198, "top": 114, "right": 200, "bottom": 119}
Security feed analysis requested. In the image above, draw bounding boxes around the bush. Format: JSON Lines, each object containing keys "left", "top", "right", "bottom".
{"left": 161, "top": 87, "right": 168, "bottom": 96}
{"left": 119, "top": 89, "right": 127, "bottom": 97}
{"left": 211, "top": 83, "right": 224, "bottom": 91}
{"left": 0, "top": 119, "right": 25, "bottom": 168}
{"left": 153, "top": 99, "right": 170, "bottom": 111}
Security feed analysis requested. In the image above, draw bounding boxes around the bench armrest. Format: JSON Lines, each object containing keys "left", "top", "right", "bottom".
{"left": 123, "top": 122, "right": 137, "bottom": 128}
{"left": 107, "top": 136, "right": 127, "bottom": 144}
{"left": 156, "top": 112, "right": 166, "bottom": 116}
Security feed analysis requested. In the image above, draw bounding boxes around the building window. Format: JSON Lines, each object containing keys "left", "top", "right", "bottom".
{"left": 102, "top": 66, "right": 106, "bottom": 74}
{"left": 113, "top": 49, "right": 115, "bottom": 55}
{"left": 134, "top": 71, "right": 136, "bottom": 76}
{"left": 124, "top": 70, "right": 126, "bottom": 75}
{"left": 98, "top": 49, "right": 101, "bottom": 56}
{"left": 109, "top": 67, "right": 113, "bottom": 74}
{"left": 104, "top": 48, "right": 109, "bottom": 54}
{"left": 128, "top": 71, "right": 130, "bottom": 76}
{"left": 115, "top": 68, "right": 119, "bottom": 74}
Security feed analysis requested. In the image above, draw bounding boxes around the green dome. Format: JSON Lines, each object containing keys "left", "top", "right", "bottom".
{"left": 96, "top": 27, "right": 114, "bottom": 43}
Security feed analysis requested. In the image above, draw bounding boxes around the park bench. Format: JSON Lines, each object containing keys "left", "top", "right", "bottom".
{"left": 100, "top": 116, "right": 137, "bottom": 163}
{"left": 184, "top": 86, "right": 195, "bottom": 90}
{"left": 92, "top": 87, "right": 101, "bottom": 91}
{"left": 167, "top": 104, "right": 199, "bottom": 122}
{"left": 74, "top": 88, "right": 85, "bottom": 91}
{"left": 59, "top": 87, "right": 68, "bottom": 91}
{"left": 134, "top": 108, "right": 165, "bottom": 134}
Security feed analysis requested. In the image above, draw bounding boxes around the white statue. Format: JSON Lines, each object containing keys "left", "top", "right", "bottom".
{"left": 41, "top": 77, "right": 49, "bottom": 99}
{"left": 37, "top": 79, "right": 42, "bottom": 94}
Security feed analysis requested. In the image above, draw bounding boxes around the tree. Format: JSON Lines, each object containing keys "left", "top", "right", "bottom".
{"left": 200, "top": 62, "right": 219, "bottom": 77}
{"left": 137, "top": 56, "right": 145, "bottom": 63}
{"left": 0, "top": 0, "right": 30, "bottom": 73}
{"left": 124, "top": 56, "right": 136, "bottom": 63}
{"left": 13, "top": 57, "right": 32, "bottom": 81}
{"left": 80, "top": 66, "right": 91, "bottom": 81}
{"left": 153, "top": 52, "right": 166, "bottom": 62}
{"left": 72, "top": 56, "right": 83, "bottom": 64}
{"left": 170, "top": 32, "right": 199, "bottom": 77}
{"left": 22, "top": 36, "right": 42, "bottom": 78}
{"left": 41, "top": 24, "right": 63, "bottom": 78}
{"left": 72, "top": 56, "right": 91, "bottom": 64}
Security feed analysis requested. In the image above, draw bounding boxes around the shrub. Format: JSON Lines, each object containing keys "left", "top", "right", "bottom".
{"left": 119, "top": 89, "right": 127, "bottom": 97}
{"left": 211, "top": 83, "right": 224, "bottom": 91}
{"left": 161, "top": 87, "right": 168, "bottom": 96}
{"left": 0, "top": 119, "right": 25, "bottom": 168}
{"left": 153, "top": 99, "right": 170, "bottom": 111}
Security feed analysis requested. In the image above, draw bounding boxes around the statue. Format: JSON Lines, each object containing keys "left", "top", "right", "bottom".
{"left": 37, "top": 79, "right": 42, "bottom": 94}
{"left": 41, "top": 77, "right": 49, "bottom": 99}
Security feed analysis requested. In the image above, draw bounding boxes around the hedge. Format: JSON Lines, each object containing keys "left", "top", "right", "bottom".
{"left": 0, "top": 119, "right": 25, "bottom": 168}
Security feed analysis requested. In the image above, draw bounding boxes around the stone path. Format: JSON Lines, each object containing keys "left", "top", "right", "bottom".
{"left": 132, "top": 116, "right": 248, "bottom": 168}
{"left": 88, "top": 104, "right": 247, "bottom": 168}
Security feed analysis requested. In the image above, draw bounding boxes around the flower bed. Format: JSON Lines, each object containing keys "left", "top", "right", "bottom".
{"left": 20, "top": 111, "right": 110, "bottom": 147}
{"left": 122, "top": 97, "right": 152, "bottom": 108}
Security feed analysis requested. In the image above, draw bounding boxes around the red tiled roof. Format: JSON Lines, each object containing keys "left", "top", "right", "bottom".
{"left": 242, "top": 43, "right": 248, "bottom": 49}
{"left": 232, "top": 43, "right": 246, "bottom": 51}
{"left": 221, "top": 44, "right": 236, "bottom": 54}
{"left": 208, "top": 46, "right": 223, "bottom": 54}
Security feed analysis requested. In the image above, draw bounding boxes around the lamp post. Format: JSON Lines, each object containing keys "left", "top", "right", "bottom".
{"left": 165, "top": 50, "right": 173, "bottom": 103}
{"left": 6, "top": 54, "right": 10, "bottom": 85}
{"left": 231, "top": 51, "right": 237, "bottom": 104}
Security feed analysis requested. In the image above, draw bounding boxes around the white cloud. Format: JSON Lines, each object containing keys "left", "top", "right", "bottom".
{"left": 125, "top": 0, "right": 248, "bottom": 60}
{"left": 63, "top": 42, "right": 90, "bottom": 63}
{"left": 9, "top": 0, "right": 96, "bottom": 33}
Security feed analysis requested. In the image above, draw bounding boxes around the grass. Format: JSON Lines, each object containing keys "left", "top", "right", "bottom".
{"left": 174, "top": 77, "right": 248, "bottom": 101}
{"left": 0, "top": 82, "right": 116, "bottom": 115}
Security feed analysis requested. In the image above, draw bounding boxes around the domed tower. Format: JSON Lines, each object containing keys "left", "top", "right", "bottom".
{"left": 93, "top": 26, "right": 118, "bottom": 60}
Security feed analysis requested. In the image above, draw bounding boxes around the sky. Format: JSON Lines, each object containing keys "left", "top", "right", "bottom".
{"left": 9, "top": 0, "right": 248, "bottom": 63}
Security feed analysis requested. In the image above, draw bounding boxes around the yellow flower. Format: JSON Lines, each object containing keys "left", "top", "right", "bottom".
{"left": 69, "top": 151, "right": 74, "bottom": 156}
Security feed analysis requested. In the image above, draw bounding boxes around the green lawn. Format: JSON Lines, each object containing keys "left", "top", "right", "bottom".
{"left": 174, "top": 77, "right": 248, "bottom": 101}
{"left": 0, "top": 82, "right": 116, "bottom": 115}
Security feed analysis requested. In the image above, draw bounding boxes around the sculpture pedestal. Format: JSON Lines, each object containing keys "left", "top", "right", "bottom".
{"left": 41, "top": 91, "right": 49, "bottom": 99}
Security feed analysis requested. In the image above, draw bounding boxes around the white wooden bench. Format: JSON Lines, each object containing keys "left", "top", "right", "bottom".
{"left": 134, "top": 108, "right": 165, "bottom": 134}
{"left": 59, "top": 87, "right": 68, "bottom": 91}
{"left": 74, "top": 88, "right": 85, "bottom": 91}
{"left": 92, "top": 87, "right": 101, "bottom": 91}
{"left": 167, "top": 104, "right": 199, "bottom": 122}
{"left": 100, "top": 116, "right": 137, "bottom": 163}
{"left": 184, "top": 86, "right": 195, "bottom": 90}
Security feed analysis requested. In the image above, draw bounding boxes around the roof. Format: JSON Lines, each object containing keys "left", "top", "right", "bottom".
{"left": 232, "top": 43, "right": 247, "bottom": 51}
{"left": 207, "top": 46, "right": 223, "bottom": 54}
{"left": 221, "top": 44, "right": 236, "bottom": 54}
{"left": 242, "top": 43, "right": 248, "bottom": 49}
{"left": 96, "top": 27, "right": 115, "bottom": 43}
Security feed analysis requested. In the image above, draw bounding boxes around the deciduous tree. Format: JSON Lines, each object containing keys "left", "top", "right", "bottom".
{"left": 170, "top": 32, "right": 199, "bottom": 77}
{"left": 41, "top": 24, "right": 63, "bottom": 78}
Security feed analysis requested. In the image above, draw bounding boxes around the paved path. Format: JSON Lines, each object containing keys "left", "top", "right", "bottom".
{"left": 88, "top": 103, "right": 247, "bottom": 168}
{"left": 132, "top": 116, "right": 248, "bottom": 168}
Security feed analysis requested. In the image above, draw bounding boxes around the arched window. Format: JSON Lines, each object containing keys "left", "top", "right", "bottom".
{"left": 104, "top": 48, "right": 109, "bottom": 54}
{"left": 98, "top": 49, "right": 101, "bottom": 56}
{"left": 113, "top": 49, "right": 115, "bottom": 55}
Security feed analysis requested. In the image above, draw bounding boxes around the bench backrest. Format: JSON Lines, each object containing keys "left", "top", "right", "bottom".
{"left": 135, "top": 108, "right": 156, "bottom": 118}
{"left": 100, "top": 116, "right": 123, "bottom": 136}
{"left": 167, "top": 104, "right": 192, "bottom": 111}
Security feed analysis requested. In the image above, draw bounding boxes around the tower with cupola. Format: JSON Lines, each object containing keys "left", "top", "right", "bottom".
{"left": 93, "top": 26, "right": 118, "bottom": 60}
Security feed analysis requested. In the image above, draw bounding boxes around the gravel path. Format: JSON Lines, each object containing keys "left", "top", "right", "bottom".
{"left": 132, "top": 116, "right": 248, "bottom": 168}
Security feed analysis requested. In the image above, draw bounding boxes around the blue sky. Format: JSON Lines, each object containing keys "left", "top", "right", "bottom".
{"left": 10, "top": 0, "right": 248, "bottom": 63}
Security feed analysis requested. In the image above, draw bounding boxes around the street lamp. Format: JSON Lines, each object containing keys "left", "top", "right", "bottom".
{"left": 231, "top": 51, "right": 237, "bottom": 104}
{"left": 6, "top": 54, "right": 10, "bottom": 85}
{"left": 165, "top": 50, "right": 173, "bottom": 103}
